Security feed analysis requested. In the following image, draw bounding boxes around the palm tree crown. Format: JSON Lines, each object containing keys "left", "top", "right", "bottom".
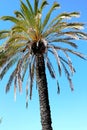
{"left": 0, "top": 0, "right": 87, "bottom": 106}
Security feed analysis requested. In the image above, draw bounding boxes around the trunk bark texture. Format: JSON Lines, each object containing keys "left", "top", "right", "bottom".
{"left": 36, "top": 54, "right": 53, "bottom": 130}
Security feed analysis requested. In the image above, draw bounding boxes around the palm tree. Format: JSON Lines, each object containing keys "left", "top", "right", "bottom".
{"left": 0, "top": 0, "right": 87, "bottom": 130}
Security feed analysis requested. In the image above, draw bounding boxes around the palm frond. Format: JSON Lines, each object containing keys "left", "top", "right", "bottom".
{"left": 16, "top": 59, "right": 23, "bottom": 93}
{"left": 0, "top": 57, "right": 18, "bottom": 80}
{"left": 57, "top": 12, "right": 80, "bottom": 20}
{"left": 1, "top": 16, "right": 20, "bottom": 24}
{"left": 11, "top": 25, "right": 27, "bottom": 34}
{"left": 65, "top": 23, "right": 84, "bottom": 30}
{"left": 74, "top": 31, "right": 87, "bottom": 40}
{"left": 43, "top": 22, "right": 68, "bottom": 37}
{"left": 46, "top": 56, "right": 60, "bottom": 94}
{"left": 0, "top": 50, "right": 9, "bottom": 67}
{"left": 26, "top": 81, "right": 29, "bottom": 108}
{"left": 22, "top": 61, "right": 28, "bottom": 81}
{"left": 50, "top": 39, "right": 78, "bottom": 48}
{"left": 5, "top": 70, "right": 16, "bottom": 93}
{"left": 40, "top": 0, "right": 48, "bottom": 12}
{"left": 18, "top": 72, "right": 22, "bottom": 93}
{"left": 66, "top": 49, "right": 86, "bottom": 60}
{"left": 29, "top": 57, "right": 35, "bottom": 100}
{"left": 56, "top": 31, "right": 87, "bottom": 40}
{"left": 47, "top": 12, "right": 80, "bottom": 28}
{"left": 0, "top": 30, "right": 10, "bottom": 40}
{"left": 52, "top": 46, "right": 86, "bottom": 60}
{"left": 26, "top": 0, "right": 34, "bottom": 14}
{"left": 61, "top": 61, "right": 74, "bottom": 91}
{"left": 0, "top": 48, "right": 19, "bottom": 67}
{"left": 46, "top": 57, "right": 55, "bottom": 78}
{"left": 20, "top": 0, "right": 35, "bottom": 27}
{"left": 7, "top": 34, "right": 28, "bottom": 44}
{"left": 57, "top": 80, "right": 60, "bottom": 94}
{"left": 59, "top": 56, "right": 76, "bottom": 74}
{"left": 48, "top": 45, "right": 61, "bottom": 76}
{"left": 14, "top": 10, "right": 25, "bottom": 19}
{"left": 42, "top": 1, "right": 60, "bottom": 30}
{"left": 63, "top": 51, "right": 75, "bottom": 74}
{"left": 14, "top": 76, "right": 17, "bottom": 101}
{"left": 34, "top": 0, "right": 39, "bottom": 15}
{"left": 45, "top": 22, "right": 85, "bottom": 38}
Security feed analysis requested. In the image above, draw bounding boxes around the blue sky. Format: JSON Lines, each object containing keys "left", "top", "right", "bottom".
{"left": 0, "top": 0, "right": 87, "bottom": 130}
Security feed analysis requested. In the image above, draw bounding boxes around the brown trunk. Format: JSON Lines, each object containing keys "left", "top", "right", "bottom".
{"left": 36, "top": 54, "right": 53, "bottom": 130}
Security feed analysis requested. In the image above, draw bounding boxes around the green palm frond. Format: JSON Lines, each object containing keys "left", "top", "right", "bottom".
{"left": 40, "top": 0, "right": 48, "bottom": 12}
{"left": 14, "top": 10, "right": 25, "bottom": 19}
{"left": 11, "top": 25, "right": 27, "bottom": 33}
{"left": 1, "top": 16, "right": 20, "bottom": 24}
{"left": 45, "top": 12, "right": 80, "bottom": 30}
{"left": 42, "top": 1, "right": 60, "bottom": 30}
{"left": 20, "top": 0, "right": 34, "bottom": 24}
{"left": 26, "top": 0, "right": 34, "bottom": 14}
{"left": 0, "top": 30, "right": 10, "bottom": 39}
{"left": 34, "top": 0, "right": 39, "bottom": 15}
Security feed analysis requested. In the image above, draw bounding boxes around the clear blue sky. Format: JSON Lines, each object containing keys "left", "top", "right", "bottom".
{"left": 0, "top": 0, "right": 87, "bottom": 130}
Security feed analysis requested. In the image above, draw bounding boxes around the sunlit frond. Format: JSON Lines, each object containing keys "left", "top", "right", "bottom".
{"left": 47, "top": 12, "right": 80, "bottom": 28}
{"left": 42, "top": 1, "right": 60, "bottom": 30}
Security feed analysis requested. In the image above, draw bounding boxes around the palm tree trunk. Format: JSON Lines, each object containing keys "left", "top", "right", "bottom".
{"left": 36, "top": 54, "right": 53, "bottom": 130}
